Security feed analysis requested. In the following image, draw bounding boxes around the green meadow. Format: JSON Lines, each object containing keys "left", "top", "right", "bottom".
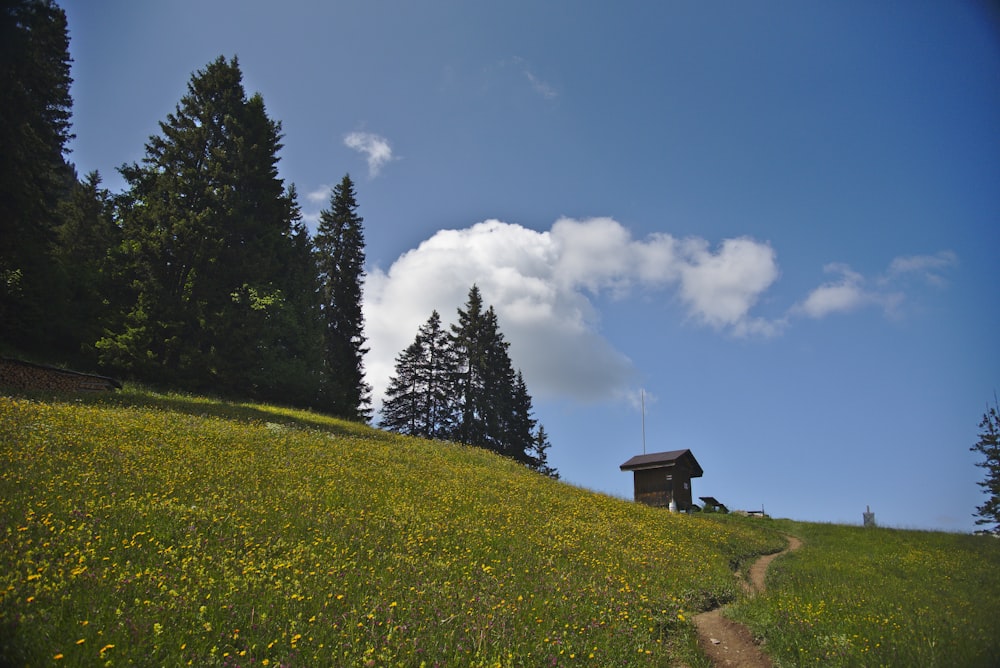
{"left": 1, "top": 387, "right": 998, "bottom": 666}
{"left": 726, "top": 518, "right": 1000, "bottom": 667}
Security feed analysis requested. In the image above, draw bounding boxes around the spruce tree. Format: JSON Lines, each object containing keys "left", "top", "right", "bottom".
{"left": 450, "top": 285, "right": 490, "bottom": 447}
{"left": 532, "top": 424, "right": 559, "bottom": 479}
{"left": 381, "top": 310, "right": 456, "bottom": 438}
{"left": 98, "top": 56, "right": 316, "bottom": 402}
{"left": 51, "top": 171, "right": 121, "bottom": 358}
{"left": 385, "top": 286, "right": 557, "bottom": 475}
{"left": 314, "top": 174, "right": 372, "bottom": 420}
{"left": 972, "top": 397, "right": 1000, "bottom": 534}
{"left": 450, "top": 286, "right": 532, "bottom": 459}
{"left": 0, "top": 0, "right": 74, "bottom": 350}
{"left": 504, "top": 370, "right": 538, "bottom": 464}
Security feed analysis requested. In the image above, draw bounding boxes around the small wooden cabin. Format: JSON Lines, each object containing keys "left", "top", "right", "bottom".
{"left": 620, "top": 449, "right": 703, "bottom": 511}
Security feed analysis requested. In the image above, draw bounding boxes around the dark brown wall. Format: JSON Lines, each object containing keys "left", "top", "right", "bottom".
{"left": 632, "top": 465, "right": 695, "bottom": 510}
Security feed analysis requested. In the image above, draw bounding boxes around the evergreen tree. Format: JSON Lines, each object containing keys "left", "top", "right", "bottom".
{"left": 532, "top": 424, "right": 560, "bottom": 479}
{"left": 50, "top": 171, "right": 121, "bottom": 358}
{"left": 449, "top": 285, "right": 491, "bottom": 448}
{"left": 504, "top": 370, "right": 538, "bottom": 464}
{"left": 449, "top": 286, "right": 539, "bottom": 462}
{"left": 971, "top": 396, "right": 1000, "bottom": 534}
{"left": 314, "top": 174, "right": 372, "bottom": 420}
{"left": 384, "top": 285, "right": 557, "bottom": 474}
{"left": 98, "top": 56, "right": 317, "bottom": 402}
{"left": 0, "top": 0, "right": 74, "bottom": 350}
{"left": 381, "top": 310, "right": 456, "bottom": 438}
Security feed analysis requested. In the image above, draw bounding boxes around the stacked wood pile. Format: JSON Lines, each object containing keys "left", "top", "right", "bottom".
{"left": 0, "top": 357, "right": 121, "bottom": 392}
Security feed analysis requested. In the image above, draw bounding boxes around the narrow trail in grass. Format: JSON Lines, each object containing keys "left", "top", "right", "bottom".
{"left": 692, "top": 535, "right": 802, "bottom": 667}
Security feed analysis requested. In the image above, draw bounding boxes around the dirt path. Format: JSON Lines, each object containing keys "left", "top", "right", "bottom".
{"left": 692, "top": 535, "right": 802, "bottom": 667}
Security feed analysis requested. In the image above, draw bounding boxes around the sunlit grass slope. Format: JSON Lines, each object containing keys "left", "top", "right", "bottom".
{"left": 0, "top": 389, "right": 783, "bottom": 667}
{"left": 724, "top": 518, "right": 1000, "bottom": 667}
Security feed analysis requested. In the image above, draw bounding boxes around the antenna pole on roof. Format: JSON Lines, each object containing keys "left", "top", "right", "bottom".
{"left": 641, "top": 388, "right": 646, "bottom": 455}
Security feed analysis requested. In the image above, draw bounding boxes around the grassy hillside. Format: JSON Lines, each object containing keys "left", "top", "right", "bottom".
{"left": 0, "top": 389, "right": 783, "bottom": 667}
{"left": 725, "top": 518, "right": 1000, "bottom": 667}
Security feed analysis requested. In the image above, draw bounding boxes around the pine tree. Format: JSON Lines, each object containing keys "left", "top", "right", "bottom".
{"left": 51, "top": 171, "right": 121, "bottom": 358}
{"left": 504, "top": 370, "right": 538, "bottom": 464}
{"left": 449, "top": 285, "right": 491, "bottom": 447}
{"left": 384, "top": 286, "right": 557, "bottom": 474}
{"left": 0, "top": 0, "right": 74, "bottom": 350}
{"left": 381, "top": 310, "right": 456, "bottom": 438}
{"left": 314, "top": 174, "right": 372, "bottom": 420}
{"left": 98, "top": 56, "right": 316, "bottom": 402}
{"left": 971, "top": 397, "right": 1000, "bottom": 534}
{"left": 532, "top": 424, "right": 559, "bottom": 479}
{"left": 449, "top": 286, "right": 536, "bottom": 460}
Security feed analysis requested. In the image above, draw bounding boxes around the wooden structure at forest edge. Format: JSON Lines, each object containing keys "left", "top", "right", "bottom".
{"left": 620, "top": 449, "right": 703, "bottom": 512}
{"left": 0, "top": 357, "right": 121, "bottom": 392}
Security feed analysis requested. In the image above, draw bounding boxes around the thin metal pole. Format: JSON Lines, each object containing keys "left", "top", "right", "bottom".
{"left": 641, "top": 389, "right": 646, "bottom": 454}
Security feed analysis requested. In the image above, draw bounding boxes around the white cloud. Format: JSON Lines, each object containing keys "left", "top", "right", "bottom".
{"left": 797, "top": 252, "right": 954, "bottom": 319}
{"left": 362, "top": 219, "right": 956, "bottom": 412}
{"left": 676, "top": 237, "right": 779, "bottom": 329}
{"left": 305, "top": 184, "right": 332, "bottom": 204}
{"left": 344, "top": 131, "right": 395, "bottom": 177}
{"left": 799, "top": 263, "right": 868, "bottom": 318}
{"left": 363, "top": 218, "right": 781, "bottom": 410}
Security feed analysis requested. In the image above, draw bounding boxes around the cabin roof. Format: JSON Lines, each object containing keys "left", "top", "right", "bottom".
{"left": 619, "top": 448, "right": 703, "bottom": 477}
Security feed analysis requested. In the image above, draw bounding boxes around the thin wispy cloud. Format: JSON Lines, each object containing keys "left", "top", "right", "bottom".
{"left": 524, "top": 70, "right": 557, "bottom": 100}
{"left": 886, "top": 250, "right": 957, "bottom": 287}
{"left": 344, "top": 131, "right": 395, "bottom": 177}
{"left": 797, "top": 252, "right": 955, "bottom": 319}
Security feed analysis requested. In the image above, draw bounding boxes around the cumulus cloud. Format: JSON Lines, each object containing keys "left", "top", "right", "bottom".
{"left": 363, "top": 217, "right": 781, "bottom": 409}
{"left": 344, "top": 131, "right": 395, "bottom": 177}
{"left": 676, "top": 237, "right": 779, "bottom": 329}
{"left": 362, "top": 220, "right": 956, "bottom": 411}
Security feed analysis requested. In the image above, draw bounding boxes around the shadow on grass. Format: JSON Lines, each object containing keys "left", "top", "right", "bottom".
{"left": 2, "top": 382, "right": 384, "bottom": 442}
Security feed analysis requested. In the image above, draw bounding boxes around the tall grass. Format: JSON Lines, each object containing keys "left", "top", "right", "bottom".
{"left": 723, "top": 518, "right": 1000, "bottom": 667}
{"left": 0, "top": 389, "right": 782, "bottom": 666}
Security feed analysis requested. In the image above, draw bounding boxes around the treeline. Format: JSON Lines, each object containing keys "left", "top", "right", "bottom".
{"left": 0, "top": 0, "right": 556, "bottom": 475}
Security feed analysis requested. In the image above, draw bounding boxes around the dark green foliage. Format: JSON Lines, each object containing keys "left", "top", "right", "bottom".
{"left": 97, "top": 56, "right": 321, "bottom": 404}
{"left": 972, "top": 397, "right": 1000, "bottom": 534}
{"left": 532, "top": 424, "right": 559, "bottom": 479}
{"left": 380, "top": 310, "right": 457, "bottom": 438}
{"left": 384, "top": 286, "right": 557, "bottom": 476}
{"left": 50, "top": 171, "right": 122, "bottom": 356}
{"left": 314, "top": 174, "right": 372, "bottom": 421}
{"left": 449, "top": 285, "right": 491, "bottom": 448}
{"left": 0, "top": 0, "right": 74, "bottom": 350}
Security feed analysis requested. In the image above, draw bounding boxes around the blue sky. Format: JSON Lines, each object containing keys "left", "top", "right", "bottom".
{"left": 61, "top": 1, "right": 999, "bottom": 531}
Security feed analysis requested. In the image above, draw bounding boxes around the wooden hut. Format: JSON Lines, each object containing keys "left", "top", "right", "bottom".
{"left": 620, "top": 449, "right": 703, "bottom": 511}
